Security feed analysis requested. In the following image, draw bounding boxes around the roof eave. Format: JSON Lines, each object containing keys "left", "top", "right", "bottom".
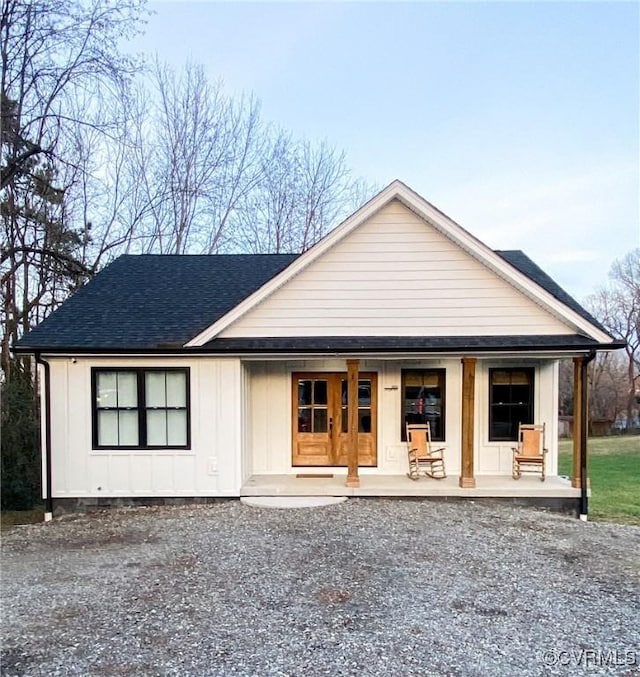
{"left": 12, "top": 338, "right": 626, "bottom": 357}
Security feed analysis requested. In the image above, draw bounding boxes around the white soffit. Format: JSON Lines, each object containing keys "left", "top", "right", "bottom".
{"left": 185, "top": 180, "right": 611, "bottom": 347}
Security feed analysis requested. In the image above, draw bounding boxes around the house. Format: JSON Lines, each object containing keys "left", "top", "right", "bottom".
{"left": 14, "top": 181, "right": 623, "bottom": 519}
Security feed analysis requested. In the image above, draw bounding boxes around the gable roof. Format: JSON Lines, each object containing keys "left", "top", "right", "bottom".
{"left": 14, "top": 254, "right": 297, "bottom": 350}
{"left": 13, "top": 248, "right": 615, "bottom": 353}
{"left": 185, "top": 181, "right": 613, "bottom": 346}
{"left": 14, "top": 181, "right": 619, "bottom": 354}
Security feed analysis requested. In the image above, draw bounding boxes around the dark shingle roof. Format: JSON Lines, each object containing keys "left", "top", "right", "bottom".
{"left": 14, "top": 249, "right": 613, "bottom": 352}
{"left": 495, "top": 250, "right": 607, "bottom": 332}
{"left": 14, "top": 254, "right": 298, "bottom": 350}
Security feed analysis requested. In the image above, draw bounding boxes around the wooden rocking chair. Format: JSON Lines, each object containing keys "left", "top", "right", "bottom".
{"left": 406, "top": 423, "right": 446, "bottom": 480}
{"left": 512, "top": 423, "right": 548, "bottom": 481}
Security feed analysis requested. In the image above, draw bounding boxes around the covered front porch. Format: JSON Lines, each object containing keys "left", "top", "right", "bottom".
{"left": 243, "top": 354, "right": 592, "bottom": 502}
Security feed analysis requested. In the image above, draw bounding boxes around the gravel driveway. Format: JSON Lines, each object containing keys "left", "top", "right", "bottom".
{"left": 2, "top": 500, "right": 639, "bottom": 677}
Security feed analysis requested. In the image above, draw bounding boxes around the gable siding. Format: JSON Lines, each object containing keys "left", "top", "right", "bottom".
{"left": 220, "top": 200, "right": 572, "bottom": 338}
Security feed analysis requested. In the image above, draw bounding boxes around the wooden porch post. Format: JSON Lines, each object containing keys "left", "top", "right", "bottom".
{"left": 572, "top": 357, "right": 583, "bottom": 489}
{"left": 346, "top": 359, "right": 360, "bottom": 488}
{"left": 579, "top": 353, "right": 595, "bottom": 518}
{"left": 459, "top": 357, "right": 477, "bottom": 488}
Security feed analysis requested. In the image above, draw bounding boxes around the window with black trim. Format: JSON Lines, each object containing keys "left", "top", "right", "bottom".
{"left": 92, "top": 368, "right": 190, "bottom": 449}
{"left": 489, "top": 368, "right": 534, "bottom": 441}
{"left": 401, "top": 369, "right": 445, "bottom": 441}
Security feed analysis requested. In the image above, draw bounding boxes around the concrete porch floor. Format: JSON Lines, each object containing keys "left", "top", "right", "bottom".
{"left": 240, "top": 474, "right": 581, "bottom": 498}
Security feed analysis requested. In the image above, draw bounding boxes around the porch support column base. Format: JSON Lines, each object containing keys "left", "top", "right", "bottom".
{"left": 459, "top": 476, "right": 476, "bottom": 489}
{"left": 345, "top": 359, "right": 360, "bottom": 488}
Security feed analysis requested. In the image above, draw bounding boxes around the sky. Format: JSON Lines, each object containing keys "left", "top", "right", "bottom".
{"left": 128, "top": 0, "right": 639, "bottom": 301}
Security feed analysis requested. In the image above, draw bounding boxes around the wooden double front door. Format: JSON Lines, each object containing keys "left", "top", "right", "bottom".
{"left": 292, "top": 372, "right": 377, "bottom": 467}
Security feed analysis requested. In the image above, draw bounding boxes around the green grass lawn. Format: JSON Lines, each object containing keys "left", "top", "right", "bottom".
{"left": 558, "top": 435, "right": 640, "bottom": 525}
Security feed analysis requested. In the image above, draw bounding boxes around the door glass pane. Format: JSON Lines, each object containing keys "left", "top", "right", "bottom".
{"left": 358, "top": 409, "right": 372, "bottom": 433}
{"left": 145, "top": 372, "right": 166, "bottom": 407}
{"left": 358, "top": 380, "right": 371, "bottom": 406}
{"left": 119, "top": 410, "right": 139, "bottom": 445}
{"left": 167, "top": 410, "right": 187, "bottom": 446}
{"left": 97, "top": 410, "right": 118, "bottom": 446}
{"left": 298, "top": 380, "right": 312, "bottom": 406}
{"left": 340, "top": 379, "right": 373, "bottom": 432}
{"left": 313, "top": 408, "right": 328, "bottom": 433}
{"left": 117, "top": 372, "right": 137, "bottom": 408}
{"left": 341, "top": 379, "right": 371, "bottom": 405}
{"left": 96, "top": 372, "right": 117, "bottom": 408}
{"left": 313, "top": 380, "right": 328, "bottom": 405}
{"left": 147, "top": 410, "right": 167, "bottom": 445}
{"left": 298, "top": 407, "right": 311, "bottom": 432}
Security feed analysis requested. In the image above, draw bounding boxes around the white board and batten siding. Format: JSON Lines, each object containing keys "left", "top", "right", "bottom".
{"left": 220, "top": 200, "right": 573, "bottom": 339}
{"left": 45, "top": 357, "right": 243, "bottom": 498}
{"left": 245, "top": 358, "right": 559, "bottom": 477}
